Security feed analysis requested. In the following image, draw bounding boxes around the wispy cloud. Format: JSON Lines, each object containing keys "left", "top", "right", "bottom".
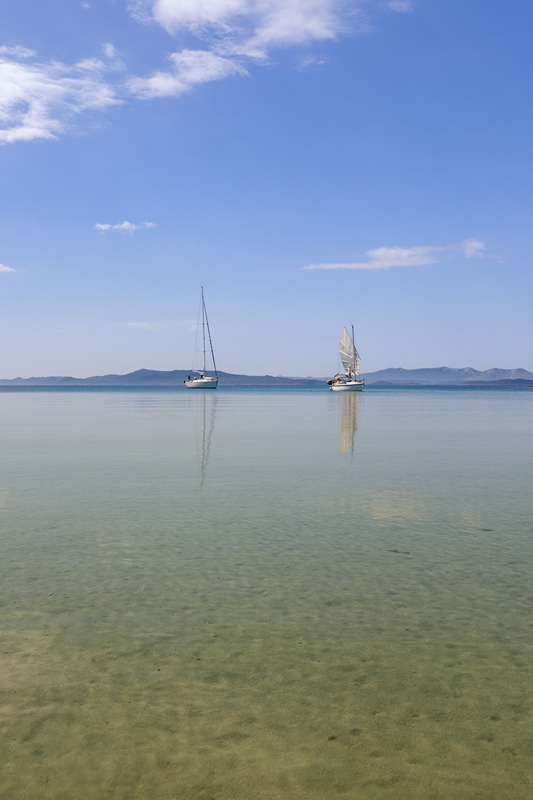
{"left": 126, "top": 0, "right": 348, "bottom": 98}
{"left": 95, "top": 220, "right": 156, "bottom": 233}
{"left": 302, "top": 238, "right": 489, "bottom": 270}
{"left": 0, "top": 45, "right": 121, "bottom": 145}
{"left": 461, "top": 238, "right": 487, "bottom": 258}
{"left": 128, "top": 49, "right": 246, "bottom": 99}
{"left": 297, "top": 55, "right": 329, "bottom": 71}
{"left": 127, "top": 0, "right": 355, "bottom": 95}
{"left": 1, "top": 2, "right": 413, "bottom": 144}
{"left": 388, "top": 1, "right": 414, "bottom": 13}
{"left": 0, "top": 262, "right": 16, "bottom": 272}
{"left": 130, "top": 0, "right": 350, "bottom": 53}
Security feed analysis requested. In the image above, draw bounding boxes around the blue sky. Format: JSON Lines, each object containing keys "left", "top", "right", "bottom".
{"left": 1, "top": 0, "right": 531, "bottom": 378}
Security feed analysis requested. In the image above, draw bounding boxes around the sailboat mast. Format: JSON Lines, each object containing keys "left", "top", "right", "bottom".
{"left": 201, "top": 286, "right": 206, "bottom": 375}
{"left": 204, "top": 295, "right": 218, "bottom": 377}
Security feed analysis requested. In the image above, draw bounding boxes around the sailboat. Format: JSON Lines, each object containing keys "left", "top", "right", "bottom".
{"left": 184, "top": 288, "right": 219, "bottom": 389}
{"left": 327, "top": 326, "right": 364, "bottom": 391}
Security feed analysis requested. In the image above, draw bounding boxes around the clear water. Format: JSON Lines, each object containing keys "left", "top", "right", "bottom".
{"left": 0, "top": 387, "right": 532, "bottom": 799}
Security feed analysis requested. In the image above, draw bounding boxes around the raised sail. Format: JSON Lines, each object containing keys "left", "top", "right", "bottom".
{"left": 339, "top": 327, "right": 360, "bottom": 375}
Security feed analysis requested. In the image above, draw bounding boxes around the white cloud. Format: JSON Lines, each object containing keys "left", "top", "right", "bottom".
{"left": 0, "top": 47, "right": 121, "bottom": 145}
{"left": 132, "top": 1, "right": 351, "bottom": 59}
{"left": 302, "top": 239, "right": 489, "bottom": 270}
{"left": 235, "top": 0, "right": 345, "bottom": 56}
{"left": 95, "top": 220, "right": 157, "bottom": 232}
{"left": 145, "top": 0, "right": 248, "bottom": 30}
{"left": 0, "top": 46, "right": 35, "bottom": 59}
{"left": 0, "top": 262, "right": 16, "bottom": 272}
{"left": 1, "top": 2, "right": 414, "bottom": 144}
{"left": 460, "top": 237, "right": 487, "bottom": 258}
{"left": 126, "top": 1, "right": 357, "bottom": 100}
{"left": 129, "top": 49, "right": 246, "bottom": 98}
{"left": 388, "top": 1, "right": 414, "bottom": 12}
{"left": 297, "top": 55, "right": 329, "bottom": 71}
{"left": 128, "top": 0, "right": 344, "bottom": 98}
{"left": 126, "top": 0, "right": 367, "bottom": 94}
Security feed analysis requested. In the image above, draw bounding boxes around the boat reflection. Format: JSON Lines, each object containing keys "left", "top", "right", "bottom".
{"left": 189, "top": 392, "right": 218, "bottom": 487}
{"left": 333, "top": 391, "right": 360, "bottom": 455}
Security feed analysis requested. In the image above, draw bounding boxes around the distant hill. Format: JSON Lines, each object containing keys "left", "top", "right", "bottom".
{"left": 1, "top": 366, "right": 532, "bottom": 387}
{"left": 361, "top": 367, "right": 533, "bottom": 385}
{"left": 0, "top": 369, "right": 322, "bottom": 387}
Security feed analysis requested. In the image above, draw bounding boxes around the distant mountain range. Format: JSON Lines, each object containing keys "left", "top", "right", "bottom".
{"left": 1, "top": 366, "right": 532, "bottom": 387}
{"left": 0, "top": 369, "right": 321, "bottom": 387}
{"left": 361, "top": 366, "right": 533, "bottom": 385}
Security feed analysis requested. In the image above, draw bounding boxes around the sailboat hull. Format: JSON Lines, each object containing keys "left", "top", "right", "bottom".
{"left": 330, "top": 380, "right": 364, "bottom": 392}
{"left": 185, "top": 377, "right": 218, "bottom": 389}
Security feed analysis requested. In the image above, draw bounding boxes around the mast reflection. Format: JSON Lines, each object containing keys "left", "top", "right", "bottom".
{"left": 334, "top": 391, "right": 360, "bottom": 455}
{"left": 190, "top": 392, "right": 218, "bottom": 487}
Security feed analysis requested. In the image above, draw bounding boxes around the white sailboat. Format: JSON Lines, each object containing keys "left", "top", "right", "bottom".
{"left": 184, "top": 288, "right": 218, "bottom": 389}
{"left": 327, "top": 326, "right": 364, "bottom": 391}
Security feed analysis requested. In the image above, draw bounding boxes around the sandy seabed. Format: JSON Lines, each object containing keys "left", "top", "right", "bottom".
{"left": 1, "top": 512, "right": 532, "bottom": 800}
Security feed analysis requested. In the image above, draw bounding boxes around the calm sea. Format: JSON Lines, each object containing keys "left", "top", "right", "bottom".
{"left": 1, "top": 386, "right": 532, "bottom": 799}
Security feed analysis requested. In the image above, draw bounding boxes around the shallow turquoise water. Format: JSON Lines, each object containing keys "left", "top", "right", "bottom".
{"left": 0, "top": 387, "right": 532, "bottom": 799}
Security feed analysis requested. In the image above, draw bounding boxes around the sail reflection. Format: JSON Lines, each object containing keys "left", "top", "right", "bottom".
{"left": 190, "top": 392, "right": 218, "bottom": 487}
{"left": 334, "top": 391, "right": 360, "bottom": 455}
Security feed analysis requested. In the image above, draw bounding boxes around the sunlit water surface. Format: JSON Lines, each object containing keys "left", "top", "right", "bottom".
{"left": 0, "top": 387, "right": 532, "bottom": 799}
